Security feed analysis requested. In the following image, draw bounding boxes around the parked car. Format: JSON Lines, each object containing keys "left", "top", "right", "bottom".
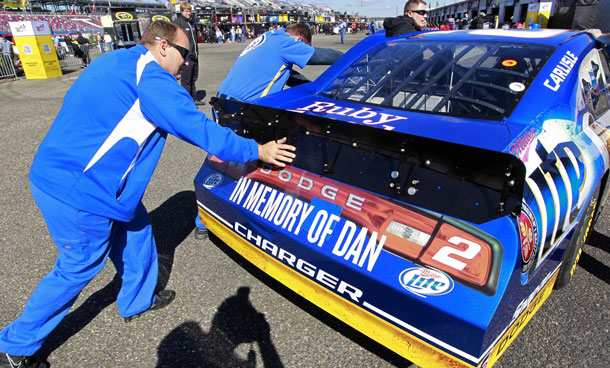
{"left": 194, "top": 29, "right": 610, "bottom": 368}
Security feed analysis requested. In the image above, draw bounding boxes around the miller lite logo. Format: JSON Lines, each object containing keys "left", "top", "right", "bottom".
{"left": 399, "top": 267, "right": 454, "bottom": 298}
{"left": 203, "top": 173, "right": 223, "bottom": 189}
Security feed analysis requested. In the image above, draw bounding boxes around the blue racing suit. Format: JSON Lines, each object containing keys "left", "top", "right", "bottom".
{"left": 218, "top": 28, "right": 315, "bottom": 101}
{"left": 0, "top": 44, "right": 259, "bottom": 356}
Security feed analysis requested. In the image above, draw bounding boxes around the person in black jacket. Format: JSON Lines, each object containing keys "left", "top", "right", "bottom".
{"left": 174, "top": 2, "right": 204, "bottom": 105}
{"left": 383, "top": 0, "right": 428, "bottom": 38}
{"left": 75, "top": 32, "right": 91, "bottom": 67}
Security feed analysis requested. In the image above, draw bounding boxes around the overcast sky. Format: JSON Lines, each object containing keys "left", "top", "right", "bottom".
{"left": 311, "top": 0, "right": 454, "bottom": 18}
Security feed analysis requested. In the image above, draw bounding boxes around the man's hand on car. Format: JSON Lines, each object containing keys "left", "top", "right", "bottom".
{"left": 258, "top": 137, "right": 296, "bottom": 167}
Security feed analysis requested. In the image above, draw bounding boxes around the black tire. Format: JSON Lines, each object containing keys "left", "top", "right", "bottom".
{"left": 554, "top": 187, "right": 599, "bottom": 289}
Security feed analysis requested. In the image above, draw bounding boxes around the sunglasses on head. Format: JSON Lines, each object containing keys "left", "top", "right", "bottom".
{"left": 155, "top": 36, "right": 190, "bottom": 60}
{"left": 409, "top": 10, "right": 428, "bottom": 15}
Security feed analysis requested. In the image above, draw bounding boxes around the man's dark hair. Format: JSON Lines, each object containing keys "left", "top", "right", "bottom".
{"left": 286, "top": 23, "right": 312, "bottom": 45}
{"left": 141, "top": 20, "right": 182, "bottom": 46}
{"left": 404, "top": 0, "right": 427, "bottom": 13}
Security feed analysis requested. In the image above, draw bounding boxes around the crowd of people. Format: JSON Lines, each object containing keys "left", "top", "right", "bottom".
{"left": 196, "top": 21, "right": 373, "bottom": 45}
{"left": 0, "top": 12, "right": 102, "bottom": 34}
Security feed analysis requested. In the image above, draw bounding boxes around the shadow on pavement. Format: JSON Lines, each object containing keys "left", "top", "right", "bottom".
{"left": 580, "top": 230, "right": 610, "bottom": 285}
{"left": 150, "top": 190, "right": 198, "bottom": 290}
{"left": 157, "top": 287, "right": 283, "bottom": 368}
{"left": 207, "top": 234, "right": 415, "bottom": 368}
{"left": 38, "top": 190, "right": 197, "bottom": 357}
{"left": 587, "top": 230, "right": 610, "bottom": 254}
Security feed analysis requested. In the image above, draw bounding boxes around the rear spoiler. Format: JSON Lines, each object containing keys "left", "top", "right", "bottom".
{"left": 212, "top": 98, "right": 526, "bottom": 224}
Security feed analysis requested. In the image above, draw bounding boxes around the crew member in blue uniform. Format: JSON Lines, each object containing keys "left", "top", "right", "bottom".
{"left": 193, "top": 23, "right": 343, "bottom": 239}
{"left": 0, "top": 21, "right": 295, "bottom": 368}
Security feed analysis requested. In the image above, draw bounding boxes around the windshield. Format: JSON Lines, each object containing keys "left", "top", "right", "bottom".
{"left": 320, "top": 40, "right": 555, "bottom": 120}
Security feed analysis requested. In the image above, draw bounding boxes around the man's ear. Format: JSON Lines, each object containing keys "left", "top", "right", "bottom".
{"left": 158, "top": 40, "right": 168, "bottom": 57}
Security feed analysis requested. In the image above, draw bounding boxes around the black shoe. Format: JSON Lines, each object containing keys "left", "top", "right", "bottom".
{"left": 194, "top": 227, "right": 208, "bottom": 240}
{"left": 123, "top": 290, "right": 176, "bottom": 323}
{"left": 1, "top": 353, "right": 49, "bottom": 368}
{"left": 194, "top": 100, "right": 206, "bottom": 106}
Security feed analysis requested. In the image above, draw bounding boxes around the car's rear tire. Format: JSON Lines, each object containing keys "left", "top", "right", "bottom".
{"left": 554, "top": 187, "right": 599, "bottom": 290}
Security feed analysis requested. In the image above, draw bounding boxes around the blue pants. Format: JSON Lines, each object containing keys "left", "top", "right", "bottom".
{"left": 340, "top": 30, "right": 345, "bottom": 44}
{"left": 0, "top": 184, "right": 158, "bottom": 356}
{"left": 195, "top": 211, "right": 207, "bottom": 230}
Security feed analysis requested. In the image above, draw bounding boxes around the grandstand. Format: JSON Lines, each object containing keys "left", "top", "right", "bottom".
{"left": 1, "top": 0, "right": 341, "bottom": 35}
{"left": 1, "top": 12, "right": 102, "bottom": 34}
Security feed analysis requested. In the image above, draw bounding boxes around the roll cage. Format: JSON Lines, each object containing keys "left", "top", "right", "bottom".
{"left": 320, "top": 40, "right": 555, "bottom": 120}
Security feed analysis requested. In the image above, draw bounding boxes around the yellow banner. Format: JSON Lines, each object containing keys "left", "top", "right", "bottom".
{"left": 524, "top": 2, "right": 552, "bottom": 28}
{"left": 14, "top": 35, "right": 61, "bottom": 79}
{"left": 3, "top": 0, "right": 28, "bottom": 8}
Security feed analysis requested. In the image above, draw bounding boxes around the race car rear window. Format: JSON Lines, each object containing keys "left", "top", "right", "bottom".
{"left": 320, "top": 40, "right": 555, "bottom": 119}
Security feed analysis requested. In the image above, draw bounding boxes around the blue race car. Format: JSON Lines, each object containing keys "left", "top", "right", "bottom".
{"left": 194, "top": 29, "right": 610, "bottom": 368}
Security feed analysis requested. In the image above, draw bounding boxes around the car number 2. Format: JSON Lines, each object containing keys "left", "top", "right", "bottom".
{"left": 432, "top": 236, "right": 481, "bottom": 271}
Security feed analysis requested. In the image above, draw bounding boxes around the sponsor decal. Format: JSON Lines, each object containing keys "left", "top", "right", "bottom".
{"left": 501, "top": 59, "right": 517, "bottom": 67}
{"left": 399, "top": 267, "right": 454, "bottom": 298}
{"left": 115, "top": 12, "right": 134, "bottom": 21}
{"left": 518, "top": 203, "right": 538, "bottom": 273}
{"left": 508, "top": 127, "right": 537, "bottom": 159}
{"left": 152, "top": 15, "right": 171, "bottom": 22}
{"left": 520, "top": 117, "right": 591, "bottom": 265}
{"left": 294, "top": 101, "right": 407, "bottom": 131}
{"left": 543, "top": 51, "right": 578, "bottom": 92}
{"left": 203, "top": 173, "right": 223, "bottom": 189}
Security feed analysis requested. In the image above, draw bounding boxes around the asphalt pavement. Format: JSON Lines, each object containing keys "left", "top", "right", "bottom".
{"left": 0, "top": 33, "right": 608, "bottom": 368}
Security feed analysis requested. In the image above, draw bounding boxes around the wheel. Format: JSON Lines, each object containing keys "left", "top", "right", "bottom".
{"left": 554, "top": 187, "right": 599, "bottom": 289}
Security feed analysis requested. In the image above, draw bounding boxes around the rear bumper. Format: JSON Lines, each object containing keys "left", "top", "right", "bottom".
{"left": 196, "top": 201, "right": 482, "bottom": 368}
{"left": 194, "top": 161, "right": 512, "bottom": 367}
